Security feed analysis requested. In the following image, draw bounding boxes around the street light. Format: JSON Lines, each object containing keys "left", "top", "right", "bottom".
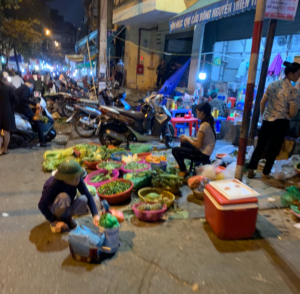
{"left": 46, "top": 29, "right": 50, "bottom": 36}
{"left": 54, "top": 41, "right": 59, "bottom": 47}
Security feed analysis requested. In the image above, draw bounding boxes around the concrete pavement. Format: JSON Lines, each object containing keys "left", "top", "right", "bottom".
{"left": 1, "top": 138, "right": 300, "bottom": 294}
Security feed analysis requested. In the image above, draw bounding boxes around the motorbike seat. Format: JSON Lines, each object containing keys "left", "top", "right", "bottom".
{"left": 117, "top": 108, "right": 145, "bottom": 120}
{"left": 76, "top": 105, "right": 101, "bottom": 116}
{"left": 15, "top": 113, "right": 31, "bottom": 122}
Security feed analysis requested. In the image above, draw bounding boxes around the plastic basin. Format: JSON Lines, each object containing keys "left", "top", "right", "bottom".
{"left": 96, "top": 160, "right": 123, "bottom": 175}
{"left": 151, "top": 161, "right": 167, "bottom": 172}
{"left": 84, "top": 161, "right": 101, "bottom": 170}
{"left": 111, "top": 151, "right": 132, "bottom": 162}
{"left": 85, "top": 169, "right": 119, "bottom": 188}
{"left": 137, "top": 152, "right": 152, "bottom": 160}
{"left": 96, "top": 179, "right": 133, "bottom": 205}
{"left": 129, "top": 144, "right": 152, "bottom": 154}
{"left": 132, "top": 202, "right": 167, "bottom": 222}
{"left": 121, "top": 162, "right": 151, "bottom": 175}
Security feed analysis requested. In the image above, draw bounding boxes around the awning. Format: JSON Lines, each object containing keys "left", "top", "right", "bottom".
{"left": 169, "top": 0, "right": 257, "bottom": 33}
{"left": 75, "top": 30, "right": 98, "bottom": 52}
{"left": 65, "top": 54, "right": 85, "bottom": 63}
{"left": 75, "top": 29, "right": 119, "bottom": 52}
{"left": 76, "top": 60, "right": 97, "bottom": 69}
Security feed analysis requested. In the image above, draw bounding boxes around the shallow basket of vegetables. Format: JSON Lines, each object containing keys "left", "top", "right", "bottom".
{"left": 97, "top": 179, "right": 133, "bottom": 204}
{"left": 96, "top": 160, "right": 123, "bottom": 173}
{"left": 138, "top": 187, "right": 175, "bottom": 209}
{"left": 85, "top": 169, "right": 119, "bottom": 188}
{"left": 121, "top": 162, "right": 151, "bottom": 175}
{"left": 132, "top": 202, "right": 167, "bottom": 222}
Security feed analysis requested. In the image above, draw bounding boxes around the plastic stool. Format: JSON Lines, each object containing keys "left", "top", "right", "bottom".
{"left": 176, "top": 124, "right": 187, "bottom": 135}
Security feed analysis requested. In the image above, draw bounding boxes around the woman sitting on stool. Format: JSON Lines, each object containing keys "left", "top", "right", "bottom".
{"left": 172, "top": 102, "right": 216, "bottom": 177}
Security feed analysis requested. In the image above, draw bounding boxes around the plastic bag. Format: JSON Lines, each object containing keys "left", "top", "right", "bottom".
{"left": 68, "top": 225, "right": 105, "bottom": 257}
{"left": 246, "top": 146, "right": 255, "bottom": 161}
{"left": 223, "top": 162, "right": 237, "bottom": 179}
{"left": 270, "top": 158, "right": 298, "bottom": 180}
{"left": 216, "top": 145, "right": 236, "bottom": 155}
{"left": 281, "top": 186, "right": 300, "bottom": 207}
{"left": 99, "top": 213, "right": 120, "bottom": 229}
{"left": 221, "top": 154, "right": 237, "bottom": 165}
{"left": 195, "top": 160, "right": 221, "bottom": 181}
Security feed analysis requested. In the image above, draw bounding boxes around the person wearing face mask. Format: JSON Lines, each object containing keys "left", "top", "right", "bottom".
{"left": 38, "top": 160, "right": 100, "bottom": 233}
{"left": 248, "top": 61, "right": 300, "bottom": 179}
{"left": 14, "top": 79, "right": 50, "bottom": 147}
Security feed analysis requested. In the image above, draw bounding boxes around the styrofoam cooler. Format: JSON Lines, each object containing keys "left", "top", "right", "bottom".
{"left": 204, "top": 182, "right": 258, "bottom": 240}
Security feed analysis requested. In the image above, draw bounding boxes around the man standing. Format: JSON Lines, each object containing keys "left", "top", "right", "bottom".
{"left": 156, "top": 60, "right": 166, "bottom": 87}
{"left": 15, "top": 79, "right": 50, "bottom": 147}
{"left": 115, "top": 59, "right": 124, "bottom": 86}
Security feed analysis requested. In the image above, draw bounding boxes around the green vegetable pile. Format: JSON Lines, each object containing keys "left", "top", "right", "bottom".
{"left": 98, "top": 161, "right": 122, "bottom": 170}
{"left": 98, "top": 181, "right": 131, "bottom": 195}
{"left": 99, "top": 213, "right": 120, "bottom": 229}
{"left": 152, "top": 169, "right": 183, "bottom": 193}
{"left": 124, "top": 162, "right": 149, "bottom": 170}
{"left": 91, "top": 173, "right": 111, "bottom": 183}
{"left": 42, "top": 144, "right": 125, "bottom": 171}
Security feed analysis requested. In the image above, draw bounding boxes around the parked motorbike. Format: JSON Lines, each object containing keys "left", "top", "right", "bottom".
{"left": 98, "top": 94, "right": 175, "bottom": 148}
{"left": 11, "top": 97, "right": 56, "bottom": 146}
{"left": 66, "top": 104, "right": 101, "bottom": 138}
{"left": 112, "top": 92, "right": 130, "bottom": 110}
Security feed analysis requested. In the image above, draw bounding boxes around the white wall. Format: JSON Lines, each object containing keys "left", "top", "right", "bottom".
{"left": 210, "top": 34, "right": 300, "bottom": 90}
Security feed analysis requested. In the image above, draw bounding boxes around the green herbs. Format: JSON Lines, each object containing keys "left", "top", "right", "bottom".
{"left": 98, "top": 181, "right": 131, "bottom": 195}
{"left": 98, "top": 161, "right": 122, "bottom": 170}
{"left": 124, "top": 162, "right": 148, "bottom": 170}
{"left": 90, "top": 173, "right": 111, "bottom": 183}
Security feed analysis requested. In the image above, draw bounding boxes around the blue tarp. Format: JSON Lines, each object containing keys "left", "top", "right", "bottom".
{"left": 158, "top": 59, "right": 191, "bottom": 96}
{"left": 170, "top": 0, "right": 257, "bottom": 33}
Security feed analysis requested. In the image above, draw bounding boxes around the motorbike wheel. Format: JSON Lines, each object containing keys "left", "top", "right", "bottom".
{"left": 164, "top": 123, "right": 175, "bottom": 148}
{"left": 74, "top": 114, "right": 96, "bottom": 138}
{"left": 45, "top": 127, "right": 57, "bottom": 142}
{"left": 62, "top": 102, "right": 74, "bottom": 117}
{"left": 99, "top": 124, "right": 123, "bottom": 147}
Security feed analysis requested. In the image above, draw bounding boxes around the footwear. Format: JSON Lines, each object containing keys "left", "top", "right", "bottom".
{"left": 39, "top": 143, "right": 51, "bottom": 147}
{"left": 262, "top": 174, "right": 271, "bottom": 179}
{"left": 63, "top": 217, "right": 77, "bottom": 230}
{"left": 247, "top": 169, "right": 256, "bottom": 179}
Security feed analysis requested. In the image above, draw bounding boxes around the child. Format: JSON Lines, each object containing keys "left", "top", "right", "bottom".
{"left": 38, "top": 160, "right": 100, "bottom": 233}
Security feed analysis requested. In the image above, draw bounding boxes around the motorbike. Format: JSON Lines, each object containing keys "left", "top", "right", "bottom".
{"left": 66, "top": 104, "right": 102, "bottom": 138}
{"left": 98, "top": 94, "right": 175, "bottom": 148}
{"left": 112, "top": 92, "right": 130, "bottom": 110}
{"left": 11, "top": 96, "right": 56, "bottom": 146}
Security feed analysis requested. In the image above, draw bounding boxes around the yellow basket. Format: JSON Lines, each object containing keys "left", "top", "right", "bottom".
{"left": 138, "top": 187, "right": 175, "bottom": 209}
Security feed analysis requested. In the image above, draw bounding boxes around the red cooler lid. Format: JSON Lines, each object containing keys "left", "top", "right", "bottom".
{"left": 206, "top": 184, "right": 258, "bottom": 206}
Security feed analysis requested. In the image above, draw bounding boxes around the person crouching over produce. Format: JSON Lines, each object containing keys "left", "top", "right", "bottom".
{"left": 38, "top": 160, "right": 100, "bottom": 233}
{"left": 172, "top": 102, "right": 216, "bottom": 177}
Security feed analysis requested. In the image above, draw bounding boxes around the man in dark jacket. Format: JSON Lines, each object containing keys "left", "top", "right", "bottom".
{"left": 35, "top": 75, "right": 45, "bottom": 96}
{"left": 15, "top": 79, "right": 50, "bottom": 147}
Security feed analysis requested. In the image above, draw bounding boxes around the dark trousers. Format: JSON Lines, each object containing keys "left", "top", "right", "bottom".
{"left": 248, "top": 119, "right": 289, "bottom": 175}
{"left": 172, "top": 141, "right": 210, "bottom": 172}
{"left": 33, "top": 120, "right": 46, "bottom": 144}
{"left": 156, "top": 74, "right": 163, "bottom": 87}
{"left": 116, "top": 72, "right": 123, "bottom": 85}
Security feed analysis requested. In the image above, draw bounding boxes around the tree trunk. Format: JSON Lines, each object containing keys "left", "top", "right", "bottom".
{"left": 14, "top": 48, "right": 20, "bottom": 73}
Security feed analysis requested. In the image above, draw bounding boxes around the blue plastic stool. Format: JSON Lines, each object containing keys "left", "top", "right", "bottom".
{"left": 176, "top": 124, "right": 187, "bottom": 135}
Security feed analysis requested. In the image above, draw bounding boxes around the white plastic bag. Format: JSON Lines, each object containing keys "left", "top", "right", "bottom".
{"left": 246, "top": 146, "right": 255, "bottom": 161}
{"left": 195, "top": 160, "right": 221, "bottom": 181}
{"left": 270, "top": 157, "right": 298, "bottom": 180}
{"left": 223, "top": 162, "right": 237, "bottom": 179}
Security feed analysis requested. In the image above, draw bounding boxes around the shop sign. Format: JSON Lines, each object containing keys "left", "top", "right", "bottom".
{"left": 170, "top": 0, "right": 258, "bottom": 33}
{"left": 265, "top": 0, "right": 299, "bottom": 21}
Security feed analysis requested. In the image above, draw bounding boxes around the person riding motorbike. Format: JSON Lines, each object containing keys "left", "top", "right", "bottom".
{"left": 14, "top": 79, "right": 50, "bottom": 147}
